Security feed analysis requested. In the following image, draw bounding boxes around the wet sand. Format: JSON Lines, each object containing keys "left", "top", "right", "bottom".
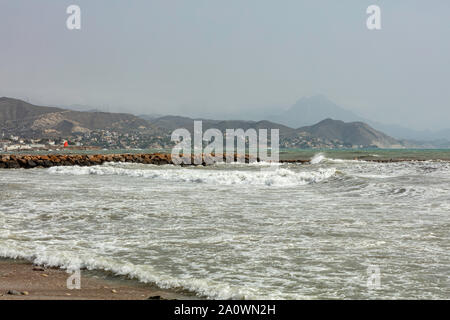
{"left": 0, "top": 258, "right": 195, "bottom": 300}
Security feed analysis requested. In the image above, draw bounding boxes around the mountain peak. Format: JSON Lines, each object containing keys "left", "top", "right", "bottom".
{"left": 317, "top": 118, "right": 342, "bottom": 124}
{"left": 271, "top": 95, "right": 364, "bottom": 128}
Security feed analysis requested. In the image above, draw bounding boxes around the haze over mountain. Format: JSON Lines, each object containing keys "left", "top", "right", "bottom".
{"left": 52, "top": 93, "right": 450, "bottom": 142}
{"left": 271, "top": 95, "right": 364, "bottom": 128}
{"left": 6, "top": 95, "right": 450, "bottom": 149}
{"left": 267, "top": 95, "right": 450, "bottom": 142}
{"left": 148, "top": 115, "right": 296, "bottom": 137}
{"left": 0, "top": 97, "right": 407, "bottom": 149}
{"left": 2, "top": 2, "right": 449, "bottom": 135}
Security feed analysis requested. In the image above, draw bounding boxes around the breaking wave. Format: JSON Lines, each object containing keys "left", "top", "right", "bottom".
{"left": 47, "top": 164, "right": 337, "bottom": 186}
{"left": 310, "top": 153, "right": 358, "bottom": 164}
{"left": 0, "top": 246, "right": 272, "bottom": 299}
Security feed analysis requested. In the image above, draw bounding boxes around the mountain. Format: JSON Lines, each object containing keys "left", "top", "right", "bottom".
{"left": 0, "top": 97, "right": 156, "bottom": 137}
{"left": 146, "top": 115, "right": 296, "bottom": 137}
{"left": 0, "top": 97, "right": 404, "bottom": 149}
{"left": 270, "top": 95, "right": 450, "bottom": 142}
{"left": 145, "top": 115, "right": 401, "bottom": 148}
{"left": 272, "top": 95, "right": 365, "bottom": 128}
{"left": 298, "top": 118, "right": 403, "bottom": 148}
{"left": 138, "top": 113, "right": 165, "bottom": 121}
{"left": 0, "top": 97, "right": 64, "bottom": 123}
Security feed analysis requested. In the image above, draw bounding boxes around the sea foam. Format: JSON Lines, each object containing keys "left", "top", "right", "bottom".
{"left": 47, "top": 164, "right": 336, "bottom": 187}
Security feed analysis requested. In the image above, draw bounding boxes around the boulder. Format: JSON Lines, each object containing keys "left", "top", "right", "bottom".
{"left": 6, "top": 160, "right": 20, "bottom": 169}
{"left": 27, "top": 160, "right": 37, "bottom": 168}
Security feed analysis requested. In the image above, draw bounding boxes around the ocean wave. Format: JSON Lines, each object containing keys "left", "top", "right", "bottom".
{"left": 310, "top": 153, "right": 359, "bottom": 164}
{"left": 47, "top": 165, "right": 337, "bottom": 186}
{"left": 0, "top": 246, "right": 283, "bottom": 299}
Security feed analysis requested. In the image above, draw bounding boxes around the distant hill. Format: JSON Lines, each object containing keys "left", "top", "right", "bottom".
{"left": 0, "top": 97, "right": 405, "bottom": 149}
{"left": 272, "top": 95, "right": 364, "bottom": 128}
{"left": 0, "top": 97, "right": 64, "bottom": 123}
{"left": 147, "top": 115, "right": 296, "bottom": 137}
{"left": 0, "top": 97, "right": 157, "bottom": 138}
{"left": 298, "top": 118, "right": 403, "bottom": 148}
{"left": 138, "top": 113, "right": 165, "bottom": 121}
{"left": 147, "top": 115, "right": 214, "bottom": 132}
{"left": 145, "top": 115, "right": 402, "bottom": 148}
{"left": 269, "top": 94, "right": 450, "bottom": 142}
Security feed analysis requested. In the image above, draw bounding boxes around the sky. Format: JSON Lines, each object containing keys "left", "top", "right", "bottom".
{"left": 0, "top": 0, "right": 449, "bottom": 130}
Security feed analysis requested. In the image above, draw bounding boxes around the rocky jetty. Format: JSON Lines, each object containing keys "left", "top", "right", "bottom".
{"left": 0, "top": 153, "right": 173, "bottom": 169}
{"left": 0, "top": 153, "right": 297, "bottom": 169}
{"left": 0, "top": 153, "right": 431, "bottom": 169}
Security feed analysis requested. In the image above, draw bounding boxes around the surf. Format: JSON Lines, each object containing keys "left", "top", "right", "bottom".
{"left": 47, "top": 163, "right": 337, "bottom": 187}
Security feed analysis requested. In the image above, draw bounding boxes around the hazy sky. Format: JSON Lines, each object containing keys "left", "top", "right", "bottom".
{"left": 1, "top": 0, "right": 449, "bottom": 130}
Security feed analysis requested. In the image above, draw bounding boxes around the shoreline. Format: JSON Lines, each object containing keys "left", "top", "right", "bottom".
{"left": 0, "top": 258, "right": 198, "bottom": 300}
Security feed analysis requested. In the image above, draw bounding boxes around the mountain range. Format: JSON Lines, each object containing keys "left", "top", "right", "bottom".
{"left": 269, "top": 95, "right": 450, "bottom": 142}
{"left": 56, "top": 94, "right": 450, "bottom": 143}
{"left": 0, "top": 96, "right": 407, "bottom": 149}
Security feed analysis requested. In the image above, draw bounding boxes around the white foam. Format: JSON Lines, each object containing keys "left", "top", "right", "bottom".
{"left": 0, "top": 246, "right": 286, "bottom": 299}
{"left": 310, "top": 153, "right": 326, "bottom": 164}
{"left": 309, "top": 153, "right": 359, "bottom": 164}
{"left": 47, "top": 165, "right": 336, "bottom": 187}
{"left": 3, "top": 158, "right": 449, "bottom": 300}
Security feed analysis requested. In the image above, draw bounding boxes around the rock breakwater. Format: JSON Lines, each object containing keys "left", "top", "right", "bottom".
{"left": 0, "top": 153, "right": 173, "bottom": 169}
{"left": 0, "top": 153, "right": 303, "bottom": 169}
{"left": 0, "top": 153, "right": 433, "bottom": 169}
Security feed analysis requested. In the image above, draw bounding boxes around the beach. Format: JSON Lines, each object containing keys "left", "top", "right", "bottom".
{"left": 0, "top": 258, "right": 191, "bottom": 300}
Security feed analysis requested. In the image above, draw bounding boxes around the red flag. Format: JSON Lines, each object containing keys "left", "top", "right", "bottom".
{"left": 64, "top": 141, "right": 68, "bottom": 147}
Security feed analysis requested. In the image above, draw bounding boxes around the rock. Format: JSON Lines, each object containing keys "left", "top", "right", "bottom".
{"left": 27, "top": 160, "right": 37, "bottom": 168}
{"left": 7, "top": 290, "right": 21, "bottom": 295}
{"left": 21, "top": 291, "right": 29, "bottom": 296}
{"left": 43, "top": 160, "right": 52, "bottom": 167}
{"left": 6, "top": 161, "right": 20, "bottom": 169}
{"left": 32, "top": 266, "right": 45, "bottom": 271}
{"left": 111, "top": 289, "right": 117, "bottom": 293}
{"left": 40, "top": 273, "right": 49, "bottom": 277}
{"left": 147, "top": 295, "right": 162, "bottom": 300}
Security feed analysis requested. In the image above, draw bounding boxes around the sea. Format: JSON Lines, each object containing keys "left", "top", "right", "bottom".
{"left": 0, "top": 149, "right": 449, "bottom": 299}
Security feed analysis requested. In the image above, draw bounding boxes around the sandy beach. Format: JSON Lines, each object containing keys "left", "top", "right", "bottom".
{"left": 0, "top": 258, "right": 193, "bottom": 300}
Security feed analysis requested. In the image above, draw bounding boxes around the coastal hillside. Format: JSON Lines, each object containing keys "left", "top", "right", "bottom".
{"left": 148, "top": 115, "right": 296, "bottom": 137}
{"left": 297, "top": 118, "right": 403, "bottom": 148}
{"left": 0, "top": 97, "right": 64, "bottom": 123}
{"left": 0, "top": 97, "right": 404, "bottom": 149}
{"left": 0, "top": 97, "right": 159, "bottom": 138}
